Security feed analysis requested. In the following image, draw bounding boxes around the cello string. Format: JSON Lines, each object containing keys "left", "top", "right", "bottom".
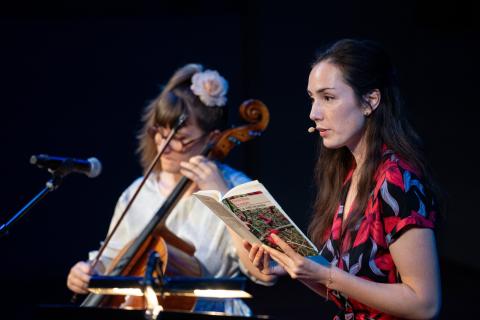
{"left": 89, "top": 113, "right": 188, "bottom": 271}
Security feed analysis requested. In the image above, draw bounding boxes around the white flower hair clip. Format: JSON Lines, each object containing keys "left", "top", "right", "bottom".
{"left": 190, "top": 70, "right": 229, "bottom": 107}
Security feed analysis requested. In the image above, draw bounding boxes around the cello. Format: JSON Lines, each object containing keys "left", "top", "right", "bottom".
{"left": 81, "top": 99, "right": 269, "bottom": 311}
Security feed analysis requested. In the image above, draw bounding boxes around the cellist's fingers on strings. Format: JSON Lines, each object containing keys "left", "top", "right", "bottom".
{"left": 189, "top": 155, "right": 210, "bottom": 167}
{"left": 181, "top": 156, "right": 211, "bottom": 177}
{"left": 67, "top": 261, "right": 92, "bottom": 294}
{"left": 180, "top": 156, "right": 228, "bottom": 192}
{"left": 179, "top": 160, "right": 208, "bottom": 182}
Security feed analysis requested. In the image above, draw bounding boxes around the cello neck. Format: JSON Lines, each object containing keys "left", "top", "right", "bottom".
{"left": 105, "top": 143, "right": 213, "bottom": 277}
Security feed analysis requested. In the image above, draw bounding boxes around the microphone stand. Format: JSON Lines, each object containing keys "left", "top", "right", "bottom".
{"left": 0, "top": 168, "right": 67, "bottom": 237}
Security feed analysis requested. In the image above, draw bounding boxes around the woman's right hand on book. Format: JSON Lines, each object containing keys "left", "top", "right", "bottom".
{"left": 243, "top": 240, "right": 287, "bottom": 276}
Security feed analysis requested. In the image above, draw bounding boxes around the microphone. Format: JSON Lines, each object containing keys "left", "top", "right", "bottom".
{"left": 308, "top": 127, "right": 316, "bottom": 133}
{"left": 30, "top": 154, "right": 102, "bottom": 178}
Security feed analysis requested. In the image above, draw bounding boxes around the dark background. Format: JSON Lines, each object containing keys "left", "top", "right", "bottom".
{"left": 0, "top": 0, "right": 477, "bottom": 319}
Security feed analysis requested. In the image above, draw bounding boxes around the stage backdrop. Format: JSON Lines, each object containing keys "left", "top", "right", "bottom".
{"left": 0, "top": 1, "right": 477, "bottom": 319}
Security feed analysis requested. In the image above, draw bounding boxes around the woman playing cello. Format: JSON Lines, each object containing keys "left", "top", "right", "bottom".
{"left": 67, "top": 63, "right": 276, "bottom": 315}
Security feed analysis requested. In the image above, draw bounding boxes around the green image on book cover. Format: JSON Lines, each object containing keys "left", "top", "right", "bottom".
{"left": 222, "top": 191, "right": 318, "bottom": 256}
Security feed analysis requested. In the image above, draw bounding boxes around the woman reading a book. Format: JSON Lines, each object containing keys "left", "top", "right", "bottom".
{"left": 245, "top": 39, "right": 441, "bottom": 319}
{"left": 66, "top": 63, "right": 275, "bottom": 315}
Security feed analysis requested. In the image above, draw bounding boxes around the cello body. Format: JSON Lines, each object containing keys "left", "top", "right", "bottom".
{"left": 82, "top": 99, "right": 269, "bottom": 311}
{"left": 95, "top": 229, "right": 202, "bottom": 310}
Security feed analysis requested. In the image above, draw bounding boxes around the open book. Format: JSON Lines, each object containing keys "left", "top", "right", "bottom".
{"left": 193, "top": 180, "right": 318, "bottom": 257}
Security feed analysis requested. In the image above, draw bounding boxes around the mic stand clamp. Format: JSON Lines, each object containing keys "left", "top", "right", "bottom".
{"left": 0, "top": 169, "right": 67, "bottom": 237}
{"left": 143, "top": 251, "right": 164, "bottom": 320}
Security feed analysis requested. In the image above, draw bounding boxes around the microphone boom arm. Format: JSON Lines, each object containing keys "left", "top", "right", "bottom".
{"left": 0, "top": 170, "right": 64, "bottom": 237}
{"left": 1, "top": 152, "right": 103, "bottom": 237}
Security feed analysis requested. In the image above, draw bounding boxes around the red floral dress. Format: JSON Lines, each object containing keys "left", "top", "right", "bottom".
{"left": 319, "top": 150, "right": 437, "bottom": 320}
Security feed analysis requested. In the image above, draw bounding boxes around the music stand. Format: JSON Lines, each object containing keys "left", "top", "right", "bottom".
{"left": 85, "top": 251, "right": 253, "bottom": 319}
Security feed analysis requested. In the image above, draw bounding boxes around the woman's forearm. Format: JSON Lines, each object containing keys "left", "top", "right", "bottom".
{"left": 299, "top": 279, "right": 327, "bottom": 298}
{"left": 328, "top": 267, "right": 440, "bottom": 319}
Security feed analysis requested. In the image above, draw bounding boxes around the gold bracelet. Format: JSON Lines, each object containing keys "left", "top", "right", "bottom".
{"left": 325, "top": 266, "right": 333, "bottom": 301}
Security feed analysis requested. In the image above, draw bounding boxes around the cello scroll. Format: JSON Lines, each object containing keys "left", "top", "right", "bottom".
{"left": 209, "top": 99, "right": 269, "bottom": 160}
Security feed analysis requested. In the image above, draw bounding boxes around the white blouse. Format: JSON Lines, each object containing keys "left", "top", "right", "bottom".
{"left": 94, "top": 163, "right": 251, "bottom": 278}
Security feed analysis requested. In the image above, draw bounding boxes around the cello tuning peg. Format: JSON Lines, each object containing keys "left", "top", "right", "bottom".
{"left": 248, "top": 130, "right": 262, "bottom": 137}
{"left": 228, "top": 136, "right": 242, "bottom": 145}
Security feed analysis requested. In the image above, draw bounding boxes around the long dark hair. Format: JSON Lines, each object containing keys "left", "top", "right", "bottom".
{"left": 308, "top": 39, "right": 439, "bottom": 246}
{"left": 137, "top": 63, "right": 228, "bottom": 173}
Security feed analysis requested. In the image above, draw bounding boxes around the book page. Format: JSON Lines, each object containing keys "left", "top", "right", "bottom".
{"left": 222, "top": 186, "right": 318, "bottom": 257}
{"left": 222, "top": 180, "right": 263, "bottom": 198}
{"left": 193, "top": 193, "right": 261, "bottom": 245}
{"left": 193, "top": 189, "right": 223, "bottom": 202}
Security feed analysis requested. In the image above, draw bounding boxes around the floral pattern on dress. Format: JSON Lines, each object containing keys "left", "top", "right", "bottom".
{"left": 319, "top": 150, "right": 436, "bottom": 320}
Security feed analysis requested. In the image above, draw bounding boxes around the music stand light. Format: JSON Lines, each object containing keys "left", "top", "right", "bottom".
{"left": 87, "top": 275, "right": 252, "bottom": 299}
{"left": 87, "top": 251, "right": 252, "bottom": 319}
